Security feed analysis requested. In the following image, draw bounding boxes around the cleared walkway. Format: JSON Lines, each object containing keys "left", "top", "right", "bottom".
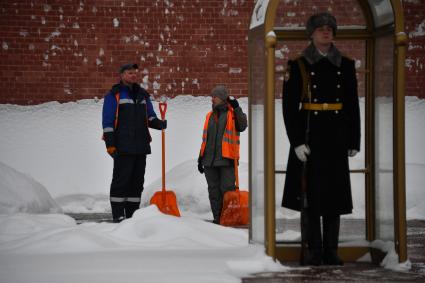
{"left": 243, "top": 220, "right": 425, "bottom": 282}
{"left": 68, "top": 213, "right": 425, "bottom": 282}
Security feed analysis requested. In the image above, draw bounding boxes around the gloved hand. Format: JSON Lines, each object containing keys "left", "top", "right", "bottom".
{"left": 294, "top": 144, "right": 310, "bottom": 162}
{"left": 149, "top": 118, "right": 167, "bottom": 130}
{"left": 161, "top": 119, "right": 167, "bottom": 130}
{"left": 197, "top": 157, "right": 204, "bottom": 174}
{"left": 227, "top": 97, "right": 239, "bottom": 109}
{"left": 107, "top": 146, "right": 117, "bottom": 159}
{"left": 348, "top": 149, "right": 358, "bottom": 157}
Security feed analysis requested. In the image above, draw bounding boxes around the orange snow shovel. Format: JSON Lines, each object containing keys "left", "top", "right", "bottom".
{"left": 150, "top": 102, "right": 181, "bottom": 217}
{"left": 219, "top": 158, "right": 249, "bottom": 226}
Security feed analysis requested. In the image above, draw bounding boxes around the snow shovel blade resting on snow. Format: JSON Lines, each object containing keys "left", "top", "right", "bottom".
{"left": 219, "top": 159, "right": 249, "bottom": 227}
{"left": 150, "top": 101, "right": 181, "bottom": 217}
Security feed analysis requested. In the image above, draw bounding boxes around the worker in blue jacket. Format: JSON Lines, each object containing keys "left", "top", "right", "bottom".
{"left": 102, "top": 63, "right": 166, "bottom": 222}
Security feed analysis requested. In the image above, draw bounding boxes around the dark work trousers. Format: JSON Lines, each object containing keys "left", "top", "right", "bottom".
{"left": 110, "top": 154, "right": 146, "bottom": 221}
{"left": 204, "top": 166, "right": 236, "bottom": 223}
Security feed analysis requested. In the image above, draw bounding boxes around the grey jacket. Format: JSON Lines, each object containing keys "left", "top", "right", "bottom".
{"left": 201, "top": 103, "right": 247, "bottom": 167}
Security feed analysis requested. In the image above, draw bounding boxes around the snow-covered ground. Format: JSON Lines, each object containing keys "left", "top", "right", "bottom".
{"left": 0, "top": 96, "right": 423, "bottom": 282}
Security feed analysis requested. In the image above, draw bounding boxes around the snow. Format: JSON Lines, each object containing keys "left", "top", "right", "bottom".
{"left": 113, "top": 18, "right": 119, "bottom": 28}
{"left": 371, "top": 240, "right": 412, "bottom": 271}
{"left": 0, "top": 208, "right": 286, "bottom": 283}
{"left": 0, "top": 162, "right": 61, "bottom": 215}
{"left": 409, "top": 19, "right": 425, "bottom": 38}
{"left": 250, "top": 0, "right": 269, "bottom": 29}
{"left": 0, "top": 95, "right": 424, "bottom": 281}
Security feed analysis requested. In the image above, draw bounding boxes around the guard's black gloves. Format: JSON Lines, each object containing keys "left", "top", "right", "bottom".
{"left": 161, "top": 119, "right": 167, "bottom": 130}
{"left": 227, "top": 97, "right": 239, "bottom": 109}
{"left": 197, "top": 157, "right": 204, "bottom": 174}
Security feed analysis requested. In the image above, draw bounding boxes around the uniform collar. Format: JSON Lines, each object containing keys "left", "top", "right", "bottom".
{"left": 302, "top": 43, "right": 342, "bottom": 67}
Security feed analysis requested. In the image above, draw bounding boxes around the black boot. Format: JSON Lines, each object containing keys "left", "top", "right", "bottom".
{"left": 111, "top": 202, "right": 125, "bottom": 223}
{"left": 323, "top": 215, "right": 344, "bottom": 265}
{"left": 307, "top": 249, "right": 322, "bottom": 266}
{"left": 208, "top": 194, "right": 222, "bottom": 225}
{"left": 125, "top": 202, "right": 140, "bottom": 218}
{"left": 306, "top": 212, "right": 322, "bottom": 266}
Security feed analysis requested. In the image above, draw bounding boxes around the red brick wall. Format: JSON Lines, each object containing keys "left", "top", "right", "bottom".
{"left": 0, "top": 0, "right": 424, "bottom": 105}
{"left": 403, "top": 0, "right": 425, "bottom": 98}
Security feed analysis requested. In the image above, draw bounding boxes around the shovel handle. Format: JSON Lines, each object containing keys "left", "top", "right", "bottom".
{"left": 159, "top": 102, "right": 167, "bottom": 120}
{"left": 159, "top": 101, "right": 167, "bottom": 192}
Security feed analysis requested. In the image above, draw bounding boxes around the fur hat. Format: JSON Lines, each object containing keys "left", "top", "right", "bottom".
{"left": 211, "top": 85, "right": 229, "bottom": 101}
{"left": 306, "top": 12, "right": 337, "bottom": 38}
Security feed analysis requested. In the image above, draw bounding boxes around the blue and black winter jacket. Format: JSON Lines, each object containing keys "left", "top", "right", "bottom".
{"left": 102, "top": 82, "right": 162, "bottom": 155}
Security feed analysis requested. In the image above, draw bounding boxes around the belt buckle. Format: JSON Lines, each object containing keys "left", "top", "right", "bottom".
{"left": 322, "top": 103, "right": 329, "bottom": 110}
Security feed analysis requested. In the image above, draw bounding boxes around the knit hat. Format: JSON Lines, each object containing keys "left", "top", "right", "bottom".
{"left": 306, "top": 12, "right": 337, "bottom": 38}
{"left": 119, "top": 63, "right": 138, "bottom": 74}
{"left": 211, "top": 85, "right": 229, "bottom": 101}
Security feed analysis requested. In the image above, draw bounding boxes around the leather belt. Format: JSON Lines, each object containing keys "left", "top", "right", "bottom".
{"left": 302, "top": 103, "right": 343, "bottom": 111}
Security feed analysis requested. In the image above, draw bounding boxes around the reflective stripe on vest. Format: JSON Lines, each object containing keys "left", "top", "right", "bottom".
{"left": 199, "top": 107, "right": 240, "bottom": 160}
{"left": 114, "top": 94, "right": 148, "bottom": 129}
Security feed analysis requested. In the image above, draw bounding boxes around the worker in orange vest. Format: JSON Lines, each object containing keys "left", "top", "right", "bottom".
{"left": 198, "top": 85, "right": 247, "bottom": 224}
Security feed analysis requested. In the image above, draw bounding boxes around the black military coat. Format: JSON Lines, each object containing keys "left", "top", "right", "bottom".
{"left": 281, "top": 45, "right": 361, "bottom": 216}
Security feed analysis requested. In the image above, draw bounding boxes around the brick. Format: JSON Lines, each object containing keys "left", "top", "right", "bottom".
{"left": 0, "top": 0, "right": 424, "bottom": 104}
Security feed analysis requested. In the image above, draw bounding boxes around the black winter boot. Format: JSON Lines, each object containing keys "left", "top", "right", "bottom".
{"left": 111, "top": 202, "right": 125, "bottom": 223}
{"left": 307, "top": 249, "right": 322, "bottom": 266}
{"left": 125, "top": 202, "right": 140, "bottom": 218}
{"left": 323, "top": 215, "right": 344, "bottom": 265}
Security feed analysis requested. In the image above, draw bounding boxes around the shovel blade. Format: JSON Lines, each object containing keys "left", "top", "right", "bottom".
{"left": 150, "top": 190, "right": 181, "bottom": 217}
{"left": 220, "top": 190, "right": 249, "bottom": 226}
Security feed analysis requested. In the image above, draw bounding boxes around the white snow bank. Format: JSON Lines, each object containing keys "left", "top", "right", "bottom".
{"left": 0, "top": 96, "right": 424, "bottom": 220}
{"left": 0, "top": 161, "right": 61, "bottom": 214}
{"left": 0, "top": 206, "right": 288, "bottom": 283}
{"left": 371, "top": 240, "right": 412, "bottom": 271}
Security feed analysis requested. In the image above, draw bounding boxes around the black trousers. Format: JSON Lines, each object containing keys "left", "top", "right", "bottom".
{"left": 204, "top": 166, "right": 236, "bottom": 223}
{"left": 110, "top": 154, "right": 146, "bottom": 221}
{"left": 307, "top": 211, "right": 341, "bottom": 254}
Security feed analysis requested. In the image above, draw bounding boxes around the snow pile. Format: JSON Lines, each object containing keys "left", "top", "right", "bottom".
{"left": 0, "top": 95, "right": 425, "bottom": 280}
{"left": 1, "top": 96, "right": 424, "bottom": 220}
{"left": 0, "top": 161, "right": 61, "bottom": 214}
{"left": 0, "top": 206, "right": 287, "bottom": 283}
{"left": 141, "top": 159, "right": 249, "bottom": 217}
{"left": 371, "top": 240, "right": 412, "bottom": 272}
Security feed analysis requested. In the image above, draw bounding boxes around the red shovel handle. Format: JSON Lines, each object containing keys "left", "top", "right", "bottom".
{"left": 159, "top": 102, "right": 167, "bottom": 120}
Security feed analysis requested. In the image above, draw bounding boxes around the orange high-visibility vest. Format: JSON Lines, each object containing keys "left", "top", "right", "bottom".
{"left": 199, "top": 107, "right": 240, "bottom": 160}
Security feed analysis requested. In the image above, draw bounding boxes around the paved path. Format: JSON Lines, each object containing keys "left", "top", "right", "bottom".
{"left": 68, "top": 213, "right": 425, "bottom": 282}
{"left": 243, "top": 220, "right": 425, "bottom": 282}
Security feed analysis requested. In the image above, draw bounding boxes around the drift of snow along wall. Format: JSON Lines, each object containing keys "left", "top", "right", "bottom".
{"left": 0, "top": 0, "right": 424, "bottom": 105}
